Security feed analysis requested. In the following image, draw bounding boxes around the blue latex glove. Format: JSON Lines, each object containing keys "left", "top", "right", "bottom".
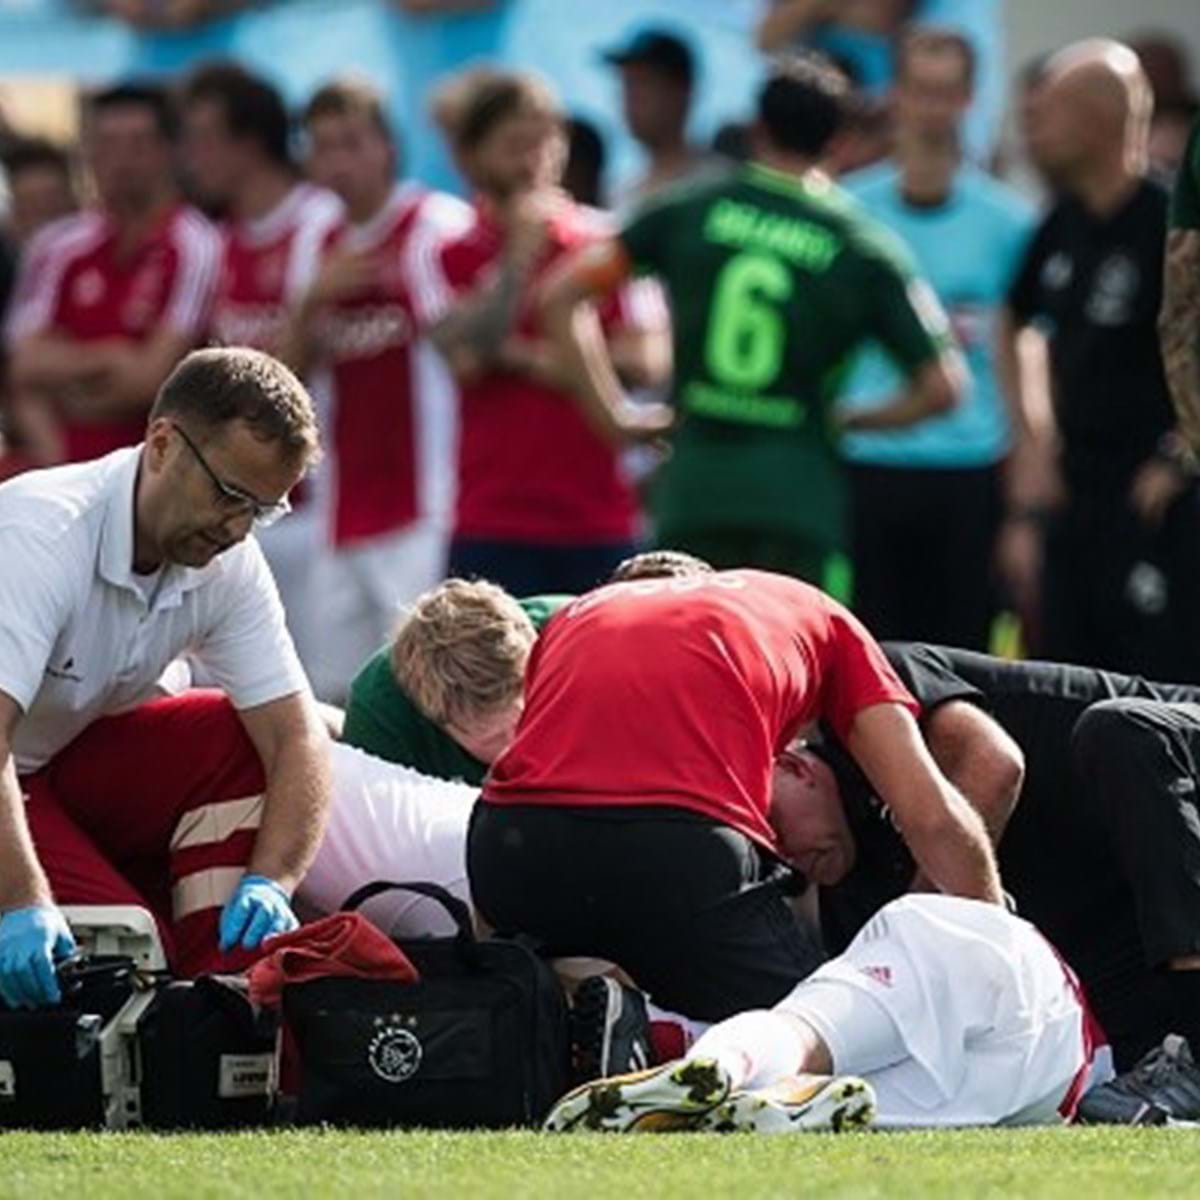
{"left": 218, "top": 874, "right": 298, "bottom": 953}
{"left": 0, "top": 905, "right": 77, "bottom": 1010}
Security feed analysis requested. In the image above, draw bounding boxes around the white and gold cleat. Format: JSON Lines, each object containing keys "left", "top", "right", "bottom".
{"left": 544, "top": 1057, "right": 733, "bottom": 1133}
{"left": 699, "top": 1072, "right": 877, "bottom": 1134}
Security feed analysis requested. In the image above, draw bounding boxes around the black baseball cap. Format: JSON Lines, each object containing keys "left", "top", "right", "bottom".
{"left": 601, "top": 27, "right": 695, "bottom": 84}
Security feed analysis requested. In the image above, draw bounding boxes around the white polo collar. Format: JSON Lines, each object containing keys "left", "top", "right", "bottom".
{"left": 97, "top": 446, "right": 220, "bottom": 609}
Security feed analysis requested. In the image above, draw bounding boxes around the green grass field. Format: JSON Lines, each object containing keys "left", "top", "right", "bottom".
{"left": 0, "top": 1127, "right": 1194, "bottom": 1200}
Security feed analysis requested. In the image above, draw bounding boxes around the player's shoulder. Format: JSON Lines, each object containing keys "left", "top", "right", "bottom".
{"left": 437, "top": 204, "right": 493, "bottom": 272}
{"left": 415, "top": 187, "right": 476, "bottom": 238}
{"left": 0, "top": 450, "right": 131, "bottom": 560}
{"left": 164, "top": 204, "right": 223, "bottom": 258}
{"left": 24, "top": 210, "right": 108, "bottom": 266}
{"left": 1134, "top": 175, "right": 1171, "bottom": 220}
{"left": 348, "top": 642, "right": 399, "bottom": 696}
{"left": 955, "top": 167, "right": 1036, "bottom": 224}
{"left": 841, "top": 162, "right": 900, "bottom": 205}
{"left": 832, "top": 193, "right": 919, "bottom": 274}
{"left": 716, "top": 567, "right": 828, "bottom": 605}
{"left": 295, "top": 182, "right": 344, "bottom": 228}
{"left": 625, "top": 162, "right": 740, "bottom": 224}
{"left": 571, "top": 203, "right": 619, "bottom": 239}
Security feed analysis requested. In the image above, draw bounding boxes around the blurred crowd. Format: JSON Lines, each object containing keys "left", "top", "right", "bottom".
{"left": 1, "top": 0, "right": 1199, "bottom": 700}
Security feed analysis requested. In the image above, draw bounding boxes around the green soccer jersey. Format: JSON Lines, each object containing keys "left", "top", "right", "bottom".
{"left": 340, "top": 594, "right": 572, "bottom": 784}
{"left": 1171, "top": 117, "right": 1200, "bottom": 231}
{"left": 620, "top": 162, "right": 952, "bottom": 550}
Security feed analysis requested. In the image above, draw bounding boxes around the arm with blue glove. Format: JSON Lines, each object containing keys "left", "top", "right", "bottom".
{"left": 218, "top": 873, "right": 299, "bottom": 952}
{"left": 0, "top": 694, "right": 77, "bottom": 1009}
{"left": 218, "top": 692, "right": 333, "bottom": 954}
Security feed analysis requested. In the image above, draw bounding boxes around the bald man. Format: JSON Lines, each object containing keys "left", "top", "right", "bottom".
{"left": 998, "top": 40, "right": 1200, "bottom": 679}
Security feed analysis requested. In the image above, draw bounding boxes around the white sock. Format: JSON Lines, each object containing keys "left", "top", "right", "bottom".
{"left": 688, "top": 1009, "right": 809, "bottom": 1091}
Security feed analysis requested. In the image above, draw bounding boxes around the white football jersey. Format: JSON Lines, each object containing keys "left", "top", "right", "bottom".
{"left": 296, "top": 742, "right": 476, "bottom": 939}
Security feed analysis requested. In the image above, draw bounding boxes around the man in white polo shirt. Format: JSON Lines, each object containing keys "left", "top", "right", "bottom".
{"left": 0, "top": 347, "right": 333, "bottom": 1009}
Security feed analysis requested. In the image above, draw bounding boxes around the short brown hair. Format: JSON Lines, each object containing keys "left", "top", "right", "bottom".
{"left": 609, "top": 550, "right": 714, "bottom": 582}
{"left": 183, "top": 62, "right": 291, "bottom": 166}
{"left": 150, "top": 347, "right": 321, "bottom": 465}
{"left": 453, "top": 71, "right": 562, "bottom": 151}
{"left": 303, "top": 75, "right": 392, "bottom": 142}
{"left": 429, "top": 65, "right": 504, "bottom": 142}
{"left": 897, "top": 26, "right": 977, "bottom": 90}
{"left": 390, "top": 579, "right": 537, "bottom": 728}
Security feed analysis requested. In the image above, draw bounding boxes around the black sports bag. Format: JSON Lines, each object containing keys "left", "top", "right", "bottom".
{"left": 282, "top": 881, "right": 570, "bottom": 1128}
{"left": 137, "top": 975, "right": 278, "bottom": 1129}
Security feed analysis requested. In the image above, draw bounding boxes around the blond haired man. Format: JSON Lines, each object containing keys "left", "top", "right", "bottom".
{"left": 341, "top": 554, "right": 710, "bottom": 779}
{"left": 341, "top": 580, "right": 570, "bottom": 783}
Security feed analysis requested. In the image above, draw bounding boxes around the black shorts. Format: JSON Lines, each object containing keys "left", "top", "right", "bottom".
{"left": 467, "top": 801, "right": 825, "bottom": 1022}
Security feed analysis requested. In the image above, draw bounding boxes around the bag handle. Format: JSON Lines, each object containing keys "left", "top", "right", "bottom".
{"left": 338, "top": 880, "right": 480, "bottom": 967}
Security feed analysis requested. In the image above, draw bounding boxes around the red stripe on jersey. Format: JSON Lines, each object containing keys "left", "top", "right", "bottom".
{"left": 1043, "top": 935, "right": 1109, "bottom": 1120}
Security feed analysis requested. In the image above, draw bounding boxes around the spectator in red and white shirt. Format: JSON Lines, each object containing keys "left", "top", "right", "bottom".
{"left": 426, "top": 70, "right": 672, "bottom": 597}
{"left": 469, "top": 569, "right": 1003, "bottom": 1021}
{"left": 281, "top": 77, "right": 473, "bottom": 701}
{"left": 181, "top": 62, "right": 343, "bottom": 674}
{"left": 4, "top": 84, "right": 220, "bottom": 468}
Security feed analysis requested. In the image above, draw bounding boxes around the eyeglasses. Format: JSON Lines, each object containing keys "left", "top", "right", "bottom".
{"left": 171, "top": 423, "right": 292, "bottom": 529}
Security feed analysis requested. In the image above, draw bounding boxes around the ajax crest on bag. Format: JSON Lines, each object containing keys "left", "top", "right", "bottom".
{"left": 368, "top": 1024, "right": 423, "bottom": 1083}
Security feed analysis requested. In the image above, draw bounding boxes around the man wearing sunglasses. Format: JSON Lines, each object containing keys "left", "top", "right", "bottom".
{"left": 0, "top": 346, "right": 333, "bottom": 1011}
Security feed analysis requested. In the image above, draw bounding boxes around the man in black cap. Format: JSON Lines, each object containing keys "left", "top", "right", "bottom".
{"left": 602, "top": 26, "right": 716, "bottom": 209}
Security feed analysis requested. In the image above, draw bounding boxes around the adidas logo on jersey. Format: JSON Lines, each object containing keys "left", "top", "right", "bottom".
{"left": 859, "top": 965, "right": 894, "bottom": 987}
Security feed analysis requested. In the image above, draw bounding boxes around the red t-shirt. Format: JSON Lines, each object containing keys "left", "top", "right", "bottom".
{"left": 484, "top": 570, "right": 919, "bottom": 853}
{"left": 210, "top": 182, "right": 342, "bottom": 353}
{"left": 4, "top": 205, "right": 220, "bottom": 462}
{"left": 433, "top": 202, "right": 644, "bottom": 545}
{"left": 309, "top": 185, "right": 470, "bottom": 546}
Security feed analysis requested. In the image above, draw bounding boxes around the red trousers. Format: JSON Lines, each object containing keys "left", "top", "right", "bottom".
{"left": 20, "top": 690, "right": 267, "bottom": 975}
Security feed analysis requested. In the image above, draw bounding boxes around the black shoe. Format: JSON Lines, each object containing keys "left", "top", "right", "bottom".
{"left": 570, "top": 975, "right": 652, "bottom": 1083}
{"left": 1077, "top": 1035, "right": 1200, "bottom": 1125}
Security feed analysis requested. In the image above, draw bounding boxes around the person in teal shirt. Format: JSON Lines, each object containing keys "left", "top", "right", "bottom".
{"left": 839, "top": 27, "right": 1034, "bottom": 649}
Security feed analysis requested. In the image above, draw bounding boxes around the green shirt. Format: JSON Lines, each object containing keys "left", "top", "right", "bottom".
{"left": 1170, "top": 117, "right": 1200, "bottom": 231}
{"left": 620, "top": 162, "right": 952, "bottom": 548}
{"left": 340, "top": 594, "right": 572, "bottom": 784}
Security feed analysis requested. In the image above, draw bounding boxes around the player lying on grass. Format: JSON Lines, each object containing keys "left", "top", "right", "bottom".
{"left": 790, "top": 642, "right": 1200, "bottom": 1122}
{"left": 342, "top": 564, "right": 1200, "bottom": 1122}
{"left": 545, "top": 893, "right": 1107, "bottom": 1133}
{"left": 223, "top": 700, "right": 1103, "bottom": 1130}
{"left": 146, "top": 670, "right": 1138, "bottom": 1126}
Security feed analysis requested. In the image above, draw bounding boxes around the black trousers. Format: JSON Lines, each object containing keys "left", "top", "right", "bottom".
{"left": 1042, "top": 488, "right": 1200, "bottom": 681}
{"left": 848, "top": 462, "right": 1000, "bottom": 651}
{"left": 467, "top": 802, "right": 825, "bottom": 1022}
{"left": 1068, "top": 698, "right": 1200, "bottom": 1066}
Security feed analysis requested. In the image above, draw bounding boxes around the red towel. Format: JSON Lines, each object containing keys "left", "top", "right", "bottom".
{"left": 247, "top": 912, "right": 419, "bottom": 1008}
